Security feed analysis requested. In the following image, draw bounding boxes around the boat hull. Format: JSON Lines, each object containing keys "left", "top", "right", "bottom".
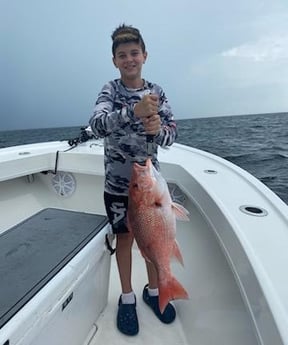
{"left": 0, "top": 139, "right": 287, "bottom": 344}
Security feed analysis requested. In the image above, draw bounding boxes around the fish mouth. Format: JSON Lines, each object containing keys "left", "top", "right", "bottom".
{"left": 133, "top": 158, "right": 152, "bottom": 169}
{"left": 131, "top": 159, "right": 155, "bottom": 190}
{"left": 133, "top": 160, "right": 146, "bottom": 167}
{"left": 134, "top": 159, "right": 161, "bottom": 181}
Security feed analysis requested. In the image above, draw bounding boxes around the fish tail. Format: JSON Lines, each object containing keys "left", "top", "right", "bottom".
{"left": 159, "top": 276, "right": 189, "bottom": 313}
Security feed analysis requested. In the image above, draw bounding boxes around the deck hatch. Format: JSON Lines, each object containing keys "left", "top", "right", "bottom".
{"left": 0, "top": 208, "right": 108, "bottom": 329}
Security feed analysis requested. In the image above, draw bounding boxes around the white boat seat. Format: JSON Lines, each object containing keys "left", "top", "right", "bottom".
{"left": 0, "top": 208, "right": 108, "bottom": 329}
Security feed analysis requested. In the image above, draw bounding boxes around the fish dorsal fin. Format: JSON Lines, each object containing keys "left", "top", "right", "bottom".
{"left": 172, "top": 202, "right": 190, "bottom": 221}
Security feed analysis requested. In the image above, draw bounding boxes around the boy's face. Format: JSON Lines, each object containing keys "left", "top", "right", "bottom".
{"left": 113, "top": 42, "right": 147, "bottom": 83}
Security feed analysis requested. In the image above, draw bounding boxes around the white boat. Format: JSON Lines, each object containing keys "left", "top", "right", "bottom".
{"left": 0, "top": 130, "right": 288, "bottom": 345}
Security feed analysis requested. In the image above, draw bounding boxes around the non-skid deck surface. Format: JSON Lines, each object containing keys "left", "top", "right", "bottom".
{"left": 92, "top": 246, "right": 188, "bottom": 345}
{"left": 0, "top": 208, "right": 107, "bottom": 329}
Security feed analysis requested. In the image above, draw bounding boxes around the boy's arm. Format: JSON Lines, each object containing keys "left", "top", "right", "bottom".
{"left": 89, "top": 82, "right": 133, "bottom": 137}
{"left": 154, "top": 91, "right": 178, "bottom": 148}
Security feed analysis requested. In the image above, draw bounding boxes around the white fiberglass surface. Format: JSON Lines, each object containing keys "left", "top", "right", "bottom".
{"left": 91, "top": 199, "right": 258, "bottom": 345}
{"left": 0, "top": 172, "right": 106, "bottom": 232}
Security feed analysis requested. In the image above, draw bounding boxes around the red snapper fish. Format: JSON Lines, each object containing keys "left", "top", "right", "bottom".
{"left": 128, "top": 158, "right": 189, "bottom": 313}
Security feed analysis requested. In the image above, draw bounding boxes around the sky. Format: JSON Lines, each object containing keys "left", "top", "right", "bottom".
{"left": 1, "top": 0, "right": 288, "bottom": 130}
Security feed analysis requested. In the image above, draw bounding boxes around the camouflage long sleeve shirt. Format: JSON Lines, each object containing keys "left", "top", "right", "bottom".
{"left": 89, "top": 79, "right": 177, "bottom": 196}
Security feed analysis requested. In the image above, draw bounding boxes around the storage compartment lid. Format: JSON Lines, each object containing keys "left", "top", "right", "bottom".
{"left": 0, "top": 208, "right": 108, "bottom": 329}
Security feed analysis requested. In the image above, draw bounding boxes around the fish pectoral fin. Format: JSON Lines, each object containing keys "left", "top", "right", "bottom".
{"left": 172, "top": 202, "right": 190, "bottom": 221}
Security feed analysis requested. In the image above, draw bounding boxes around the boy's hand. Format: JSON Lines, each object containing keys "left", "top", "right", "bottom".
{"left": 134, "top": 94, "right": 161, "bottom": 135}
{"left": 134, "top": 94, "right": 159, "bottom": 119}
{"left": 142, "top": 114, "right": 161, "bottom": 135}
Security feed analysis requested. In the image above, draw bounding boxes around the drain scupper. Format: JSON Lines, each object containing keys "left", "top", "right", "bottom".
{"left": 239, "top": 205, "right": 268, "bottom": 217}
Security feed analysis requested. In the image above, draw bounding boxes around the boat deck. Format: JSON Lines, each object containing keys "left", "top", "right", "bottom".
{"left": 92, "top": 246, "right": 188, "bottom": 345}
{"left": 91, "top": 212, "right": 259, "bottom": 345}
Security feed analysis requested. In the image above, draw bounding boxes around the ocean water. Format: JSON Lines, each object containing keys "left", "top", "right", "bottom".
{"left": 1, "top": 112, "right": 288, "bottom": 204}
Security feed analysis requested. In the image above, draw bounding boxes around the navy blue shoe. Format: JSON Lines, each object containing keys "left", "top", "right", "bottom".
{"left": 117, "top": 296, "right": 139, "bottom": 336}
{"left": 142, "top": 284, "right": 176, "bottom": 324}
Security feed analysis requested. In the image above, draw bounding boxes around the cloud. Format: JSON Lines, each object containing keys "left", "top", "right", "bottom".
{"left": 222, "top": 34, "right": 288, "bottom": 62}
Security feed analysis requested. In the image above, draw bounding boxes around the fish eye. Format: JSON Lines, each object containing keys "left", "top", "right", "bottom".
{"left": 132, "top": 183, "right": 138, "bottom": 188}
{"left": 154, "top": 201, "right": 162, "bottom": 207}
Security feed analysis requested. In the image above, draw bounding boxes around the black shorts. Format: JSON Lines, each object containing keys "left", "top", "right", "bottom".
{"left": 104, "top": 192, "right": 129, "bottom": 234}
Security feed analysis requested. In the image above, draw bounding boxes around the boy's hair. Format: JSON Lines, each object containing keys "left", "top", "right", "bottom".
{"left": 111, "top": 24, "right": 146, "bottom": 57}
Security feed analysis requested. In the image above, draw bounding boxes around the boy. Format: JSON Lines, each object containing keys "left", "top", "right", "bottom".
{"left": 89, "top": 24, "right": 177, "bottom": 336}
